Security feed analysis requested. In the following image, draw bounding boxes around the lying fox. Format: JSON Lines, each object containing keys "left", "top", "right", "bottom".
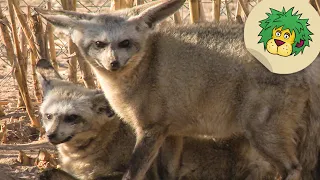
{"left": 37, "top": 59, "right": 276, "bottom": 180}
{"left": 36, "top": 0, "right": 320, "bottom": 179}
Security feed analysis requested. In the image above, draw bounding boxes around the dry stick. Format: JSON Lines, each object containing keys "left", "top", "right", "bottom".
{"left": 121, "top": 0, "right": 134, "bottom": 8}
{"left": 46, "top": 1, "right": 58, "bottom": 70}
{"left": 213, "top": 0, "right": 221, "bottom": 22}
{"left": 0, "top": 5, "right": 14, "bottom": 66}
{"left": 27, "top": 8, "right": 43, "bottom": 102}
{"left": 11, "top": 0, "right": 40, "bottom": 59}
{"left": 238, "top": 0, "right": 249, "bottom": 18}
{"left": 110, "top": 0, "right": 121, "bottom": 10}
{"left": 17, "top": 26, "right": 27, "bottom": 107}
{"left": 173, "top": 11, "right": 182, "bottom": 24}
{"left": 199, "top": 1, "right": 206, "bottom": 22}
{"left": 7, "top": 0, "right": 40, "bottom": 128}
{"left": 189, "top": 0, "right": 200, "bottom": 23}
{"left": 1, "top": 121, "right": 7, "bottom": 144}
{"left": 225, "top": 0, "right": 233, "bottom": 22}
{"left": 0, "top": 105, "right": 5, "bottom": 117}
{"left": 61, "top": 0, "right": 78, "bottom": 83}
{"left": 235, "top": 0, "right": 243, "bottom": 24}
{"left": 136, "top": 0, "right": 144, "bottom": 5}
{"left": 77, "top": 49, "right": 95, "bottom": 89}
{"left": 315, "top": 0, "right": 320, "bottom": 14}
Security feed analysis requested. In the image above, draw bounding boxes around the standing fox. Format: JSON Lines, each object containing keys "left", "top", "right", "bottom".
{"left": 37, "top": 59, "right": 276, "bottom": 180}
{"left": 36, "top": 0, "right": 320, "bottom": 179}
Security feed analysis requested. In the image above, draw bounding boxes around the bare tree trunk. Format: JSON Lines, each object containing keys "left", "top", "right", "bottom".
{"left": 7, "top": 0, "right": 41, "bottom": 128}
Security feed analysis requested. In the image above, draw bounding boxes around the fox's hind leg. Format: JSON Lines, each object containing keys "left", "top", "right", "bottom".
{"left": 241, "top": 87, "right": 307, "bottom": 180}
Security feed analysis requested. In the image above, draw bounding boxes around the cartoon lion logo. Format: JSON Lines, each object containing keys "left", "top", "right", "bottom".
{"left": 258, "top": 7, "right": 313, "bottom": 57}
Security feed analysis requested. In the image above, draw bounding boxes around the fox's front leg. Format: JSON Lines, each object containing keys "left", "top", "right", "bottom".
{"left": 122, "top": 124, "right": 169, "bottom": 180}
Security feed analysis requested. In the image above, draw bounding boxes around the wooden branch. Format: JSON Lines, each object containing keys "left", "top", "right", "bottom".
{"left": 110, "top": 0, "right": 121, "bottom": 10}
{"left": 121, "top": 0, "right": 134, "bottom": 8}
{"left": 61, "top": 0, "right": 78, "bottom": 83}
{"left": 225, "top": 0, "right": 233, "bottom": 21}
{"left": 235, "top": 1, "right": 243, "bottom": 24}
{"left": 17, "top": 27, "right": 27, "bottom": 107}
{"left": 238, "top": 0, "right": 249, "bottom": 17}
{"left": 1, "top": 121, "right": 7, "bottom": 143}
{"left": 199, "top": 1, "right": 206, "bottom": 22}
{"left": 0, "top": 4, "right": 15, "bottom": 66}
{"left": 76, "top": 49, "right": 95, "bottom": 89}
{"left": 46, "top": 1, "right": 58, "bottom": 70}
{"left": 11, "top": 0, "right": 40, "bottom": 59}
{"left": 28, "top": 9, "right": 44, "bottom": 102}
{"left": 213, "top": 0, "right": 221, "bottom": 22}
{"left": 189, "top": 0, "right": 200, "bottom": 23}
{"left": 7, "top": 0, "right": 40, "bottom": 128}
{"left": 136, "top": 0, "right": 144, "bottom": 5}
{"left": 0, "top": 105, "right": 5, "bottom": 117}
{"left": 173, "top": 11, "right": 182, "bottom": 24}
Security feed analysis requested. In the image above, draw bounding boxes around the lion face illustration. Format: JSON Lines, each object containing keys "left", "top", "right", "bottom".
{"left": 258, "top": 7, "right": 313, "bottom": 57}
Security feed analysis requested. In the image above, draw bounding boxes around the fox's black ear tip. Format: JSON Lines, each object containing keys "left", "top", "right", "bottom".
{"left": 36, "top": 59, "right": 53, "bottom": 69}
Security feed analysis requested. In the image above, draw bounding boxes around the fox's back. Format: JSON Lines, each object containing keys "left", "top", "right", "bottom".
{"left": 146, "top": 23, "right": 311, "bottom": 136}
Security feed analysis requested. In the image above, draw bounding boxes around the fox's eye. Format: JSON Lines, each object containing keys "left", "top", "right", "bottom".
{"left": 275, "top": 31, "right": 281, "bottom": 37}
{"left": 284, "top": 33, "right": 290, "bottom": 39}
{"left": 95, "top": 41, "right": 108, "bottom": 48}
{"left": 65, "top": 114, "right": 81, "bottom": 124}
{"left": 46, "top": 114, "right": 53, "bottom": 120}
{"left": 118, "top": 39, "right": 131, "bottom": 48}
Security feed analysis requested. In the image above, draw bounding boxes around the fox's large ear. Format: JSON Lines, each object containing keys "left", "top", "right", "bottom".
{"left": 36, "top": 59, "right": 62, "bottom": 96}
{"left": 91, "top": 93, "right": 115, "bottom": 118}
{"left": 34, "top": 8, "right": 95, "bottom": 34}
{"left": 130, "top": 0, "right": 185, "bottom": 28}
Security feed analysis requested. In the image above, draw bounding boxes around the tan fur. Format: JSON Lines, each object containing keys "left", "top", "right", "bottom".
{"left": 37, "top": 66, "right": 276, "bottom": 180}
{"left": 36, "top": 1, "right": 320, "bottom": 179}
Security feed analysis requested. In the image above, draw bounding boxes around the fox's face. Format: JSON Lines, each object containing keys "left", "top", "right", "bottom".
{"left": 36, "top": 0, "right": 185, "bottom": 72}
{"left": 71, "top": 16, "right": 149, "bottom": 71}
{"left": 40, "top": 79, "right": 115, "bottom": 145}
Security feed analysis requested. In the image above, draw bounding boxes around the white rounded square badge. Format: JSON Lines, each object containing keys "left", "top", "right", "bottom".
{"left": 244, "top": 0, "right": 320, "bottom": 74}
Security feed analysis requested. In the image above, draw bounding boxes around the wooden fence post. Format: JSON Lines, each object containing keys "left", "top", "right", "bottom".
{"left": 189, "top": 0, "right": 200, "bottom": 23}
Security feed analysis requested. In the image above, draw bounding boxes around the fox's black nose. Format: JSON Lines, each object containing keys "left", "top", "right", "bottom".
{"left": 47, "top": 133, "right": 56, "bottom": 141}
{"left": 110, "top": 61, "right": 119, "bottom": 70}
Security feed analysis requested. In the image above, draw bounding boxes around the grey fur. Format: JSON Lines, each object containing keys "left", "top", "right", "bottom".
{"left": 38, "top": 68, "right": 276, "bottom": 180}
{"left": 36, "top": 0, "right": 320, "bottom": 179}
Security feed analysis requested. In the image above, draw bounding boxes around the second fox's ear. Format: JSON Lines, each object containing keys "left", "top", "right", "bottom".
{"left": 130, "top": 0, "right": 185, "bottom": 28}
{"left": 34, "top": 8, "right": 95, "bottom": 34}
